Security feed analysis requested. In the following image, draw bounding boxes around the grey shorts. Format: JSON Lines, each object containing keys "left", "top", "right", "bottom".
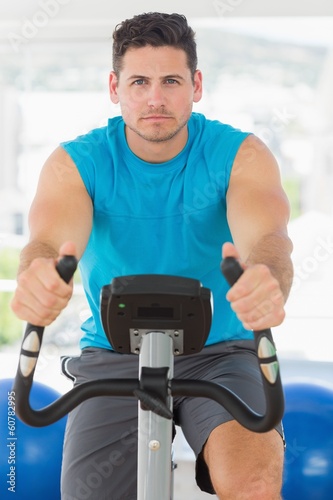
{"left": 60, "top": 341, "right": 284, "bottom": 500}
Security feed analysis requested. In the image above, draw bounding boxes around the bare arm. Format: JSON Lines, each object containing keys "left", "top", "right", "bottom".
{"left": 224, "top": 134, "right": 293, "bottom": 330}
{"left": 11, "top": 146, "right": 93, "bottom": 325}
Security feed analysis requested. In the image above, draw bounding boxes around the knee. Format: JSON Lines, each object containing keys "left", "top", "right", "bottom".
{"left": 211, "top": 473, "right": 282, "bottom": 500}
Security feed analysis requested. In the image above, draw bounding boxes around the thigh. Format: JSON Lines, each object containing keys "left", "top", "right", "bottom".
{"left": 61, "top": 349, "right": 139, "bottom": 500}
{"left": 173, "top": 341, "right": 284, "bottom": 493}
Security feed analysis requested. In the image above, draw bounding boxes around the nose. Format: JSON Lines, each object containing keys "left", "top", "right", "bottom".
{"left": 147, "top": 83, "right": 165, "bottom": 108}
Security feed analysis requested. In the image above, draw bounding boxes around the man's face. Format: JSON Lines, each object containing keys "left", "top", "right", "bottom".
{"left": 109, "top": 45, "right": 202, "bottom": 151}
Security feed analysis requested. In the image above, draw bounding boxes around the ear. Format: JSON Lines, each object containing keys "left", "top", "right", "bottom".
{"left": 193, "top": 69, "right": 203, "bottom": 103}
{"left": 109, "top": 71, "right": 119, "bottom": 104}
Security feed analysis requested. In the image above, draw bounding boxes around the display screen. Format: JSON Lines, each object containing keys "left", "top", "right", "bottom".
{"left": 137, "top": 306, "right": 174, "bottom": 319}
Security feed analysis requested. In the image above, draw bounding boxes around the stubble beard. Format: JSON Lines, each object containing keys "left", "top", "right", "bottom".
{"left": 129, "top": 120, "right": 188, "bottom": 143}
{"left": 127, "top": 109, "right": 191, "bottom": 143}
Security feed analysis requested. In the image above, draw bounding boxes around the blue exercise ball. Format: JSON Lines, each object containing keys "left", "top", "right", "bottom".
{"left": 282, "top": 380, "right": 333, "bottom": 500}
{"left": 0, "top": 378, "right": 67, "bottom": 500}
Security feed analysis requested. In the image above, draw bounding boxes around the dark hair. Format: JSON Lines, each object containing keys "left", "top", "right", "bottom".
{"left": 112, "top": 12, "right": 197, "bottom": 79}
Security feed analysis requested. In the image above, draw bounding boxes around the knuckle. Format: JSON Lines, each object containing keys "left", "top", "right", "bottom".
{"left": 231, "top": 300, "right": 248, "bottom": 316}
{"left": 36, "top": 306, "right": 58, "bottom": 325}
{"left": 267, "top": 279, "right": 280, "bottom": 296}
{"left": 11, "top": 288, "right": 25, "bottom": 310}
{"left": 45, "top": 278, "right": 61, "bottom": 292}
{"left": 276, "top": 308, "right": 285, "bottom": 324}
{"left": 257, "top": 264, "right": 270, "bottom": 277}
{"left": 10, "top": 297, "right": 20, "bottom": 316}
{"left": 30, "top": 257, "right": 46, "bottom": 271}
{"left": 41, "top": 294, "right": 58, "bottom": 309}
{"left": 18, "top": 271, "right": 29, "bottom": 288}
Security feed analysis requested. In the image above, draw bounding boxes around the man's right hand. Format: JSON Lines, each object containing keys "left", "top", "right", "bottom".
{"left": 11, "top": 241, "right": 77, "bottom": 327}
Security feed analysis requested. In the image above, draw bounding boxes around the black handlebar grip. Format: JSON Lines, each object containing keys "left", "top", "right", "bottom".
{"left": 221, "top": 256, "right": 244, "bottom": 286}
{"left": 55, "top": 255, "right": 78, "bottom": 284}
{"left": 15, "top": 255, "right": 77, "bottom": 382}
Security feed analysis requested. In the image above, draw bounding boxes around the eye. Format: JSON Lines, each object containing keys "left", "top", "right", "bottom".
{"left": 133, "top": 79, "right": 145, "bottom": 86}
{"left": 165, "top": 79, "right": 178, "bottom": 85}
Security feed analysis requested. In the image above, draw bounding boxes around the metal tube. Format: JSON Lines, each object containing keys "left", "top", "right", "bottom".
{"left": 137, "top": 332, "right": 174, "bottom": 500}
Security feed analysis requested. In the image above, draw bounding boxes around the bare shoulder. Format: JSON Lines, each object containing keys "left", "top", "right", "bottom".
{"left": 232, "top": 134, "right": 281, "bottom": 184}
{"left": 39, "top": 146, "right": 85, "bottom": 189}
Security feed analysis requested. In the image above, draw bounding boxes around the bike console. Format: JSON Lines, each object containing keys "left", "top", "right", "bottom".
{"left": 101, "top": 275, "right": 212, "bottom": 355}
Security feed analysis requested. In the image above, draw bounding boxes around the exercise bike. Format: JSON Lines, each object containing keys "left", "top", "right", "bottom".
{"left": 13, "top": 256, "right": 284, "bottom": 500}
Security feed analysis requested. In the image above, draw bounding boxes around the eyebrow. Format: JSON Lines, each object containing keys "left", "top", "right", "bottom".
{"left": 126, "top": 74, "right": 186, "bottom": 82}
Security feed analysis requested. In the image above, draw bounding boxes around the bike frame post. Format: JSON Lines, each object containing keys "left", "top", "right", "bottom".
{"left": 137, "top": 332, "right": 174, "bottom": 500}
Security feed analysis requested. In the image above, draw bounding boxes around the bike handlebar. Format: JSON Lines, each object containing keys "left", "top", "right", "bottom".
{"left": 219, "top": 257, "right": 284, "bottom": 430}
{"left": 13, "top": 256, "right": 284, "bottom": 432}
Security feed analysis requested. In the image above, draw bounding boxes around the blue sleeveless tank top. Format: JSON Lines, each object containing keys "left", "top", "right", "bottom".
{"left": 61, "top": 112, "right": 253, "bottom": 350}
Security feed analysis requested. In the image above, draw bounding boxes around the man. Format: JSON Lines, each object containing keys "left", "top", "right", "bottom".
{"left": 11, "top": 12, "right": 293, "bottom": 499}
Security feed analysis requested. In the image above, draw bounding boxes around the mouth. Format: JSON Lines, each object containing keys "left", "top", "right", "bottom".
{"left": 142, "top": 115, "right": 172, "bottom": 121}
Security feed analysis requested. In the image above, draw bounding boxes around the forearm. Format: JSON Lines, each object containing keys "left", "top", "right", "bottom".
{"left": 245, "top": 231, "right": 294, "bottom": 302}
{"left": 18, "top": 240, "right": 58, "bottom": 276}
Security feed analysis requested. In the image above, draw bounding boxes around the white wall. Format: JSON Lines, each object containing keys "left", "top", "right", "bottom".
{"left": 1, "top": 0, "right": 333, "bottom": 44}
